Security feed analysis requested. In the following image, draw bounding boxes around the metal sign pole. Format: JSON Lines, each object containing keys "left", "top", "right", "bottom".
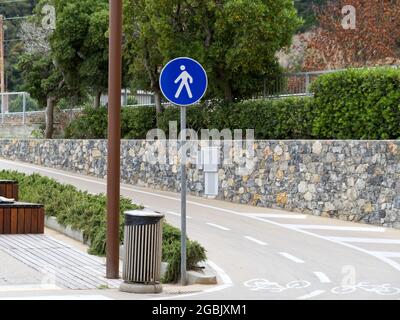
{"left": 159, "top": 57, "right": 207, "bottom": 286}
{"left": 180, "top": 106, "right": 187, "bottom": 286}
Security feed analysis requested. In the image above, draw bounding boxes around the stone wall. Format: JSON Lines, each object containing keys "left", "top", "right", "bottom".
{"left": 0, "top": 139, "right": 399, "bottom": 228}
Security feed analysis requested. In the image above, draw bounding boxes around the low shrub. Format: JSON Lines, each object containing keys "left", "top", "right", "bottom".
{"left": 0, "top": 170, "right": 206, "bottom": 283}
{"left": 311, "top": 67, "right": 400, "bottom": 139}
{"left": 64, "top": 106, "right": 108, "bottom": 139}
{"left": 64, "top": 105, "right": 156, "bottom": 140}
{"left": 157, "top": 97, "right": 314, "bottom": 139}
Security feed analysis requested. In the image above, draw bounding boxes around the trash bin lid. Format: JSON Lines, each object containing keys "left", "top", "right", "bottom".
{"left": 124, "top": 208, "right": 165, "bottom": 226}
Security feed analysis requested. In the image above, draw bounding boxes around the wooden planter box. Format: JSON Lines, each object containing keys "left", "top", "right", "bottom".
{"left": 0, "top": 203, "right": 44, "bottom": 234}
{"left": 0, "top": 180, "right": 19, "bottom": 201}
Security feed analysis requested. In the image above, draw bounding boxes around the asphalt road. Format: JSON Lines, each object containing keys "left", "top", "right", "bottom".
{"left": 1, "top": 159, "right": 400, "bottom": 300}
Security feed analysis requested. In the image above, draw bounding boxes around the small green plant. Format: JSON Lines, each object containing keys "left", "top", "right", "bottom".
{"left": 0, "top": 170, "right": 207, "bottom": 283}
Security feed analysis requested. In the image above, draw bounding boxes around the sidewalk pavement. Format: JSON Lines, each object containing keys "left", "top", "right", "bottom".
{"left": 0, "top": 228, "right": 219, "bottom": 300}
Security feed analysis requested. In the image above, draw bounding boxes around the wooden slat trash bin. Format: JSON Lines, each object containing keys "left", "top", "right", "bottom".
{"left": 0, "top": 203, "right": 45, "bottom": 234}
{"left": 0, "top": 180, "right": 18, "bottom": 201}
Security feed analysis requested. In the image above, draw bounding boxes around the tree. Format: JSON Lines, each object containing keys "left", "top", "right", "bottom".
{"left": 124, "top": 0, "right": 164, "bottom": 115}
{"left": 17, "top": 4, "right": 69, "bottom": 139}
{"left": 124, "top": 0, "right": 302, "bottom": 103}
{"left": 303, "top": 0, "right": 400, "bottom": 70}
{"left": 294, "top": 0, "right": 328, "bottom": 32}
{"left": 17, "top": 53, "right": 66, "bottom": 138}
{"left": 49, "top": 0, "right": 110, "bottom": 108}
{"left": 0, "top": 0, "right": 36, "bottom": 91}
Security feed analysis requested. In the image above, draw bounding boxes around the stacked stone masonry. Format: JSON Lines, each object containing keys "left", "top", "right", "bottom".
{"left": 0, "top": 139, "right": 399, "bottom": 228}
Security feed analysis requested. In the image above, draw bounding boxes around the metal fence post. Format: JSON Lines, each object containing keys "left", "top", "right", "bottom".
{"left": 305, "top": 73, "right": 310, "bottom": 95}
{"left": 263, "top": 78, "right": 266, "bottom": 99}
{"left": 1, "top": 93, "right": 3, "bottom": 124}
{"left": 22, "top": 92, "right": 26, "bottom": 125}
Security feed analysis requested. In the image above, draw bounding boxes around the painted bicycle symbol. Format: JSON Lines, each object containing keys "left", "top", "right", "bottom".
{"left": 331, "top": 282, "right": 400, "bottom": 296}
{"left": 244, "top": 279, "right": 311, "bottom": 293}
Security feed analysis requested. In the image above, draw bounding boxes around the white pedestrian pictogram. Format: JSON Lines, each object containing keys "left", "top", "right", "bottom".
{"left": 174, "top": 65, "right": 193, "bottom": 99}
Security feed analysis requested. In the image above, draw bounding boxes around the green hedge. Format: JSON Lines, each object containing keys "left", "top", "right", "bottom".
{"left": 0, "top": 170, "right": 206, "bottom": 283}
{"left": 64, "top": 67, "right": 400, "bottom": 140}
{"left": 157, "top": 98, "right": 314, "bottom": 139}
{"left": 64, "top": 105, "right": 156, "bottom": 139}
{"left": 311, "top": 68, "right": 400, "bottom": 139}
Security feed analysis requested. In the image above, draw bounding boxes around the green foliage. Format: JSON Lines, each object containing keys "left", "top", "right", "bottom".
{"left": 294, "top": 0, "right": 328, "bottom": 32}
{"left": 121, "top": 107, "right": 157, "bottom": 139}
{"left": 311, "top": 68, "right": 400, "bottom": 139}
{"left": 64, "top": 106, "right": 157, "bottom": 139}
{"left": 0, "top": 170, "right": 207, "bottom": 283}
{"left": 0, "top": 1, "right": 35, "bottom": 91}
{"left": 162, "top": 223, "right": 207, "bottom": 283}
{"left": 65, "top": 68, "right": 400, "bottom": 140}
{"left": 50, "top": 0, "right": 111, "bottom": 98}
{"left": 124, "top": 0, "right": 302, "bottom": 102}
{"left": 8, "top": 95, "right": 40, "bottom": 113}
{"left": 64, "top": 106, "right": 108, "bottom": 139}
{"left": 157, "top": 98, "right": 314, "bottom": 139}
{"left": 17, "top": 53, "right": 65, "bottom": 106}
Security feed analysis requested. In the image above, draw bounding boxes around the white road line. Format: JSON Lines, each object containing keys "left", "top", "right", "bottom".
{"left": 248, "top": 213, "right": 307, "bottom": 220}
{"left": 284, "top": 225, "right": 386, "bottom": 232}
{"left": 279, "top": 252, "right": 305, "bottom": 264}
{"left": 206, "top": 223, "right": 230, "bottom": 231}
{"left": 244, "top": 236, "right": 268, "bottom": 246}
{"left": 166, "top": 211, "right": 192, "bottom": 219}
{"left": 369, "top": 251, "right": 400, "bottom": 258}
{"left": 297, "top": 290, "right": 325, "bottom": 300}
{"left": 313, "top": 272, "right": 331, "bottom": 283}
{"left": 326, "top": 237, "right": 400, "bottom": 244}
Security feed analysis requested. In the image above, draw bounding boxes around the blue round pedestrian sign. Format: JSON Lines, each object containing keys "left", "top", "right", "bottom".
{"left": 159, "top": 57, "right": 208, "bottom": 106}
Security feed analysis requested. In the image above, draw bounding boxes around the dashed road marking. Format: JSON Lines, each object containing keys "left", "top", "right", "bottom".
{"left": 279, "top": 252, "right": 305, "bottom": 264}
{"left": 284, "top": 225, "right": 385, "bottom": 232}
{"left": 206, "top": 223, "right": 230, "bottom": 231}
{"left": 297, "top": 290, "right": 325, "bottom": 300}
{"left": 313, "top": 272, "right": 331, "bottom": 283}
{"left": 244, "top": 236, "right": 267, "bottom": 246}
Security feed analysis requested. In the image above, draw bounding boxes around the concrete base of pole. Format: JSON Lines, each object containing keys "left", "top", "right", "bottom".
{"left": 119, "top": 281, "right": 163, "bottom": 294}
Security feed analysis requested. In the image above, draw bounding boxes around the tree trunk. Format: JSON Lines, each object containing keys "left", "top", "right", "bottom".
{"left": 93, "top": 91, "right": 102, "bottom": 108}
{"left": 217, "top": 67, "right": 234, "bottom": 103}
{"left": 222, "top": 81, "right": 233, "bottom": 103}
{"left": 154, "top": 89, "right": 163, "bottom": 114}
{"left": 154, "top": 89, "right": 163, "bottom": 127}
{"left": 45, "top": 97, "right": 55, "bottom": 139}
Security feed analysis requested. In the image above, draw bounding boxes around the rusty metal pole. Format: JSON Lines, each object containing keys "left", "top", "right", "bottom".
{"left": 106, "top": 0, "right": 123, "bottom": 279}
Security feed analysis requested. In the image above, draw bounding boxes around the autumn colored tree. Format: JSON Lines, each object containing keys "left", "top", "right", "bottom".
{"left": 303, "top": 0, "right": 400, "bottom": 70}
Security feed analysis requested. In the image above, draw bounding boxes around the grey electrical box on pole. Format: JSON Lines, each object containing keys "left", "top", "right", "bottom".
{"left": 160, "top": 57, "right": 208, "bottom": 286}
